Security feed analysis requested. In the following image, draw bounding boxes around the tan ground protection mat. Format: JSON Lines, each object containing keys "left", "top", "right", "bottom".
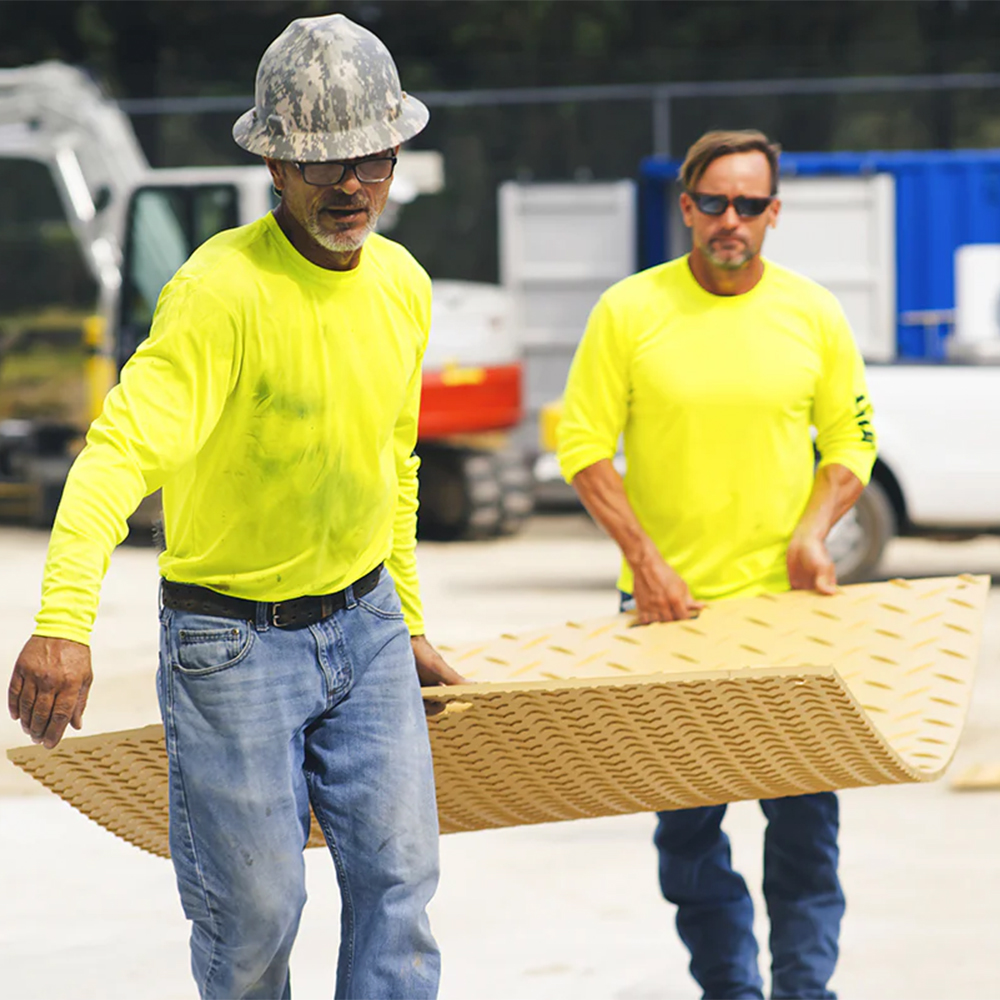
{"left": 8, "top": 575, "right": 989, "bottom": 858}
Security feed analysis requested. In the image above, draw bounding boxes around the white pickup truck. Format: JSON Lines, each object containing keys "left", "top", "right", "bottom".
{"left": 829, "top": 361, "right": 1000, "bottom": 581}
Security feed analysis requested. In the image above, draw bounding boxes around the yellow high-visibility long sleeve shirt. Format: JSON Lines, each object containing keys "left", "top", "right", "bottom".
{"left": 557, "top": 255, "right": 877, "bottom": 601}
{"left": 35, "top": 213, "right": 430, "bottom": 645}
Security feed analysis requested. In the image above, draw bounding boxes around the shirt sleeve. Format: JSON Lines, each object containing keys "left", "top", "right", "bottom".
{"left": 385, "top": 274, "right": 430, "bottom": 636}
{"left": 556, "top": 292, "right": 632, "bottom": 483}
{"left": 34, "top": 277, "right": 239, "bottom": 645}
{"left": 812, "top": 296, "right": 877, "bottom": 485}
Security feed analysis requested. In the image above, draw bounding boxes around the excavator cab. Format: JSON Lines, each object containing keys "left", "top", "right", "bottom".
{"left": 0, "top": 61, "right": 533, "bottom": 538}
{"left": 0, "top": 156, "right": 100, "bottom": 522}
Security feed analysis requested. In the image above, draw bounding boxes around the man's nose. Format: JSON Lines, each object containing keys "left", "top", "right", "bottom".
{"left": 333, "top": 168, "right": 364, "bottom": 194}
{"left": 719, "top": 202, "right": 741, "bottom": 227}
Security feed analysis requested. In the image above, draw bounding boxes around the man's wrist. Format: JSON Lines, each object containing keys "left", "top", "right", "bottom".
{"left": 790, "top": 520, "right": 828, "bottom": 548}
{"left": 31, "top": 630, "right": 91, "bottom": 649}
{"left": 624, "top": 534, "right": 659, "bottom": 570}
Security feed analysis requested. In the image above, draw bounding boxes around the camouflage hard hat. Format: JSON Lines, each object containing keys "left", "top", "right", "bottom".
{"left": 233, "top": 13, "right": 429, "bottom": 162}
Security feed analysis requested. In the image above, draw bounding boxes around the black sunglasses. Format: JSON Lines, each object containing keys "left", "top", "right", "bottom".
{"left": 296, "top": 155, "right": 397, "bottom": 187}
{"left": 687, "top": 191, "right": 774, "bottom": 218}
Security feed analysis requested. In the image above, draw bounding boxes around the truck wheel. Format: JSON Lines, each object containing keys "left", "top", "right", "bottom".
{"left": 417, "top": 445, "right": 531, "bottom": 541}
{"left": 495, "top": 448, "right": 534, "bottom": 535}
{"left": 32, "top": 481, "right": 64, "bottom": 527}
{"left": 416, "top": 446, "right": 493, "bottom": 540}
{"left": 26, "top": 460, "right": 72, "bottom": 527}
{"left": 463, "top": 451, "right": 504, "bottom": 537}
{"left": 827, "top": 478, "right": 896, "bottom": 584}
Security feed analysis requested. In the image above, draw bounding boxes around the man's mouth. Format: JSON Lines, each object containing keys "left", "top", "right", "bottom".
{"left": 322, "top": 205, "right": 369, "bottom": 223}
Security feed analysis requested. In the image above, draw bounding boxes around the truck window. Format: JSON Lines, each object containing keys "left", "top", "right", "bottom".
{"left": 118, "top": 184, "right": 238, "bottom": 369}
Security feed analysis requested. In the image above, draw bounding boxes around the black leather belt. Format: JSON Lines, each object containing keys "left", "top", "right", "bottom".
{"left": 161, "top": 563, "right": 383, "bottom": 629}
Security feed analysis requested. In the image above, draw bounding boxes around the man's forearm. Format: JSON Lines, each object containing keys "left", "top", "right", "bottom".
{"left": 571, "top": 459, "right": 658, "bottom": 568}
{"left": 34, "top": 437, "right": 147, "bottom": 645}
{"left": 794, "top": 463, "right": 865, "bottom": 542}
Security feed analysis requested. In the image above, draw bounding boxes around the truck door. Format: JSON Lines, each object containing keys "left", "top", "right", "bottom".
{"left": 117, "top": 183, "right": 238, "bottom": 370}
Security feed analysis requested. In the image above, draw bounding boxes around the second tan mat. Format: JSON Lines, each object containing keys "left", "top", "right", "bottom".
{"left": 9, "top": 575, "right": 988, "bottom": 858}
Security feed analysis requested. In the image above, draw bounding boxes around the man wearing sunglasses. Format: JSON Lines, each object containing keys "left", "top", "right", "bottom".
{"left": 8, "top": 14, "right": 461, "bottom": 999}
{"left": 558, "top": 130, "right": 877, "bottom": 999}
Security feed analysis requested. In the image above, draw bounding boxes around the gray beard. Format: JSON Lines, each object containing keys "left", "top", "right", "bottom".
{"left": 704, "top": 245, "right": 756, "bottom": 270}
{"left": 306, "top": 212, "right": 378, "bottom": 253}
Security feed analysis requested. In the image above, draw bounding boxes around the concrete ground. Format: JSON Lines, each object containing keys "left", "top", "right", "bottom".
{"left": 3, "top": 515, "right": 1000, "bottom": 999}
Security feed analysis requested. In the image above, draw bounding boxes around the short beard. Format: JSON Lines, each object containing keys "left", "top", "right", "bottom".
{"left": 703, "top": 242, "right": 756, "bottom": 270}
{"left": 306, "top": 211, "right": 378, "bottom": 253}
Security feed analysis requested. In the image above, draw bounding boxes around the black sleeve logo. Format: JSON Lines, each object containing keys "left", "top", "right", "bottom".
{"left": 855, "top": 393, "right": 875, "bottom": 444}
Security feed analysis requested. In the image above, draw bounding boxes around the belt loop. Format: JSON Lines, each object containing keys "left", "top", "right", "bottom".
{"left": 255, "top": 600, "right": 270, "bottom": 632}
{"left": 344, "top": 584, "right": 357, "bottom": 610}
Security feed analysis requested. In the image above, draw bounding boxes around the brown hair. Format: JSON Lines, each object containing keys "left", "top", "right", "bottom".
{"left": 680, "top": 129, "right": 782, "bottom": 195}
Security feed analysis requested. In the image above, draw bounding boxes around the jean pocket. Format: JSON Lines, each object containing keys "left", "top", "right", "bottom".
{"left": 174, "top": 618, "right": 255, "bottom": 676}
{"left": 358, "top": 575, "right": 406, "bottom": 621}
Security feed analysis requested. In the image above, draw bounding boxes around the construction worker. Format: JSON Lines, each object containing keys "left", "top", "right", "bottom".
{"left": 7, "top": 14, "right": 460, "bottom": 999}
{"left": 557, "top": 129, "right": 877, "bottom": 999}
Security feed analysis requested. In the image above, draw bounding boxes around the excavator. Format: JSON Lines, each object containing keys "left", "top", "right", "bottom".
{"left": 0, "top": 61, "right": 531, "bottom": 540}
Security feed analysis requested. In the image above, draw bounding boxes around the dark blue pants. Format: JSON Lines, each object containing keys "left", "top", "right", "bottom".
{"left": 655, "top": 795, "right": 845, "bottom": 1000}
{"left": 619, "top": 593, "right": 844, "bottom": 998}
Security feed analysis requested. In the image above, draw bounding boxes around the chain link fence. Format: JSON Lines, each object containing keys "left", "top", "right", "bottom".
{"left": 123, "top": 73, "right": 1000, "bottom": 283}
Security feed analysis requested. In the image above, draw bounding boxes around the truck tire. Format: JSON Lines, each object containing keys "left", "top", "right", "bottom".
{"left": 416, "top": 446, "right": 494, "bottom": 540}
{"left": 827, "top": 478, "right": 896, "bottom": 584}
{"left": 25, "top": 454, "right": 73, "bottom": 527}
{"left": 32, "top": 481, "right": 64, "bottom": 527}
{"left": 495, "top": 448, "right": 534, "bottom": 536}
{"left": 416, "top": 445, "right": 532, "bottom": 541}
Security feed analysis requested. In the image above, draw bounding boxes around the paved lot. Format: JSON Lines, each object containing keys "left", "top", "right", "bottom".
{"left": 3, "top": 516, "right": 1000, "bottom": 999}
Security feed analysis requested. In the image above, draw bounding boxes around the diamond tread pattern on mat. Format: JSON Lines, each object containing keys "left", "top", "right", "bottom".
{"left": 7, "top": 575, "right": 989, "bottom": 857}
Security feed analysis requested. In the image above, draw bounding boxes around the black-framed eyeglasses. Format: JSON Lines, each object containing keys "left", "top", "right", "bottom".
{"left": 296, "top": 156, "right": 398, "bottom": 187}
{"left": 687, "top": 191, "right": 774, "bottom": 218}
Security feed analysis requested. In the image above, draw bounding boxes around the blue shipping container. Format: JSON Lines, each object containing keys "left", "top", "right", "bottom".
{"left": 640, "top": 149, "right": 1000, "bottom": 359}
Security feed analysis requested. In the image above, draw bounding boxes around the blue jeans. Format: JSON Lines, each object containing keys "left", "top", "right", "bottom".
{"left": 621, "top": 593, "right": 844, "bottom": 1000}
{"left": 158, "top": 569, "right": 441, "bottom": 1000}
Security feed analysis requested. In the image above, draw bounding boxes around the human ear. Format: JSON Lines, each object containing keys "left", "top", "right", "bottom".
{"left": 263, "top": 157, "right": 287, "bottom": 188}
{"left": 679, "top": 191, "right": 695, "bottom": 229}
{"left": 768, "top": 198, "right": 781, "bottom": 229}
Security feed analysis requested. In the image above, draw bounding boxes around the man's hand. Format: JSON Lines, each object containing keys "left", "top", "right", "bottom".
{"left": 411, "top": 635, "right": 465, "bottom": 686}
{"left": 570, "top": 461, "right": 703, "bottom": 624}
{"left": 8, "top": 636, "right": 93, "bottom": 749}
{"left": 787, "top": 533, "right": 838, "bottom": 595}
{"left": 631, "top": 546, "right": 705, "bottom": 624}
{"left": 786, "top": 464, "right": 862, "bottom": 595}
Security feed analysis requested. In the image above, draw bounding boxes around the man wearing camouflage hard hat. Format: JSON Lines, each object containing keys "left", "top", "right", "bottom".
{"left": 8, "top": 13, "right": 459, "bottom": 999}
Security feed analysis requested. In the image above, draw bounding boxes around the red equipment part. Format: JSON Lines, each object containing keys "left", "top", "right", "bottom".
{"left": 418, "top": 362, "right": 522, "bottom": 439}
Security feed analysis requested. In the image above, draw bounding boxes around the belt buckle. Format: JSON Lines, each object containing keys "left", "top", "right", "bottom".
{"left": 271, "top": 601, "right": 291, "bottom": 628}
